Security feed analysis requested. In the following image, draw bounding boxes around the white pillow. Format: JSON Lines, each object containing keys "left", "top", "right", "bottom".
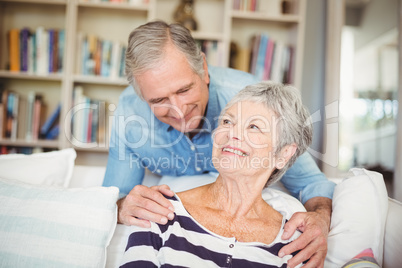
{"left": 325, "top": 168, "right": 388, "bottom": 267}
{"left": 0, "top": 177, "right": 119, "bottom": 268}
{"left": 0, "top": 148, "right": 76, "bottom": 187}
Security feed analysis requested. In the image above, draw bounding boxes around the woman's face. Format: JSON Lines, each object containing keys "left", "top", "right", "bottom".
{"left": 212, "top": 101, "right": 283, "bottom": 176}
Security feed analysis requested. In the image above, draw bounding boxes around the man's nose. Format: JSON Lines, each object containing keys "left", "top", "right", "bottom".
{"left": 168, "top": 96, "right": 185, "bottom": 119}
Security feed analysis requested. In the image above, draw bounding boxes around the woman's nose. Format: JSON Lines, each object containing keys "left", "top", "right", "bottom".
{"left": 230, "top": 124, "right": 243, "bottom": 141}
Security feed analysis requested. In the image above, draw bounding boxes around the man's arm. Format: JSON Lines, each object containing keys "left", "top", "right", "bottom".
{"left": 277, "top": 152, "right": 335, "bottom": 267}
{"left": 103, "top": 96, "right": 175, "bottom": 226}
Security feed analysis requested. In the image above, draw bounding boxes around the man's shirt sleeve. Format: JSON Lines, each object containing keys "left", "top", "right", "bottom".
{"left": 281, "top": 152, "right": 336, "bottom": 204}
{"left": 103, "top": 89, "right": 145, "bottom": 199}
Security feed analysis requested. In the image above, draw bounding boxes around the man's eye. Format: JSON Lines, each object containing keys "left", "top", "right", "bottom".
{"left": 178, "top": 88, "right": 190, "bottom": 94}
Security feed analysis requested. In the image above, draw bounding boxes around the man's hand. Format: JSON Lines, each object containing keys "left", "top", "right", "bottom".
{"left": 117, "top": 184, "right": 175, "bottom": 228}
{"left": 278, "top": 197, "right": 332, "bottom": 268}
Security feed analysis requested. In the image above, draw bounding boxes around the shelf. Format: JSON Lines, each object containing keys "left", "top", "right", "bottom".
{"left": 73, "top": 75, "right": 128, "bottom": 86}
{"left": 72, "top": 144, "right": 108, "bottom": 153}
{"left": 0, "top": 71, "right": 63, "bottom": 81}
{"left": 0, "top": 0, "right": 66, "bottom": 5}
{"left": 77, "top": 1, "right": 149, "bottom": 11}
{"left": 231, "top": 10, "right": 300, "bottom": 23}
{"left": 0, "top": 138, "right": 59, "bottom": 148}
{"left": 191, "top": 31, "right": 224, "bottom": 41}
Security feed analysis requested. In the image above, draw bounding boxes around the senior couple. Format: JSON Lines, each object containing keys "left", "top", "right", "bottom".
{"left": 104, "top": 21, "right": 335, "bottom": 267}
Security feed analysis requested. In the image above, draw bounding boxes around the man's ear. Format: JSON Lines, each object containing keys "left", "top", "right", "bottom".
{"left": 275, "top": 143, "right": 297, "bottom": 169}
{"left": 201, "top": 52, "right": 210, "bottom": 84}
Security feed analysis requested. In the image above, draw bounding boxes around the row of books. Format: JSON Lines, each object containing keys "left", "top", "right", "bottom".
{"left": 8, "top": 27, "right": 65, "bottom": 74}
{"left": 71, "top": 86, "right": 107, "bottom": 145}
{"left": 196, "top": 40, "right": 225, "bottom": 68}
{"left": 233, "top": 0, "right": 259, "bottom": 11}
{"left": 0, "top": 89, "right": 61, "bottom": 141}
{"left": 0, "top": 146, "right": 45, "bottom": 155}
{"left": 76, "top": 33, "right": 126, "bottom": 79}
{"left": 233, "top": 34, "right": 294, "bottom": 84}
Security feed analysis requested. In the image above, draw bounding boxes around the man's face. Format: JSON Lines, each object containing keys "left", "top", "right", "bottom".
{"left": 136, "top": 44, "right": 210, "bottom": 133}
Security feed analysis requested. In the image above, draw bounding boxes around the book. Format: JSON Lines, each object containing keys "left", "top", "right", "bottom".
{"left": 46, "top": 124, "right": 59, "bottom": 140}
{"left": 263, "top": 38, "right": 275, "bottom": 80}
{"left": 0, "top": 89, "right": 8, "bottom": 139}
{"left": 255, "top": 34, "right": 268, "bottom": 80}
{"left": 36, "top": 27, "right": 49, "bottom": 75}
{"left": 9, "top": 29, "right": 20, "bottom": 72}
{"left": 58, "top": 29, "right": 65, "bottom": 73}
{"left": 52, "top": 30, "right": 59, "bottom": 73}
{"left": 20, "top": 28, "right": 30, "bottom": 72}
{"left": 10, "top": 92, "right": 19, "bottom": 140}
{"left": 32, "top": 94, "right": 44, "bottom": 141}
{"left": 40, "top": 103, "right": 61, "bottom": 139}
{"left": 235, "top": 47, "right": 251, "bottom": 73}
{"left": 25, "top": 91, "right": 35, "bottom": 141}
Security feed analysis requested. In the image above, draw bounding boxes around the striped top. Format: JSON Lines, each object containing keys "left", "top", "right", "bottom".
{"left": 120, "top": 194, "right": 303, "bottom": 268}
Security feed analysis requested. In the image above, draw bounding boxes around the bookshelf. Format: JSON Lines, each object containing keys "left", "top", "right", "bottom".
{"left": 0, "top": 0, "right": 306, "bottom": 165}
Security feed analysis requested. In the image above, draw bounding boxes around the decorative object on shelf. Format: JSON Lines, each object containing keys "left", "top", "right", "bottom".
{"left": 281, "top": 0, "right": 294, "bottom": 14}
{"left": 173, "top": 0, "right": 198, "bottom": 31}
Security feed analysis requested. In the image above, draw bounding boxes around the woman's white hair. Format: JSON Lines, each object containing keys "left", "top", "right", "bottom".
{"left": 125, "top": 20, "right": 205, "bottom": 99}
{"left": 220, "top": 81, "right": 313, "bottom": 187}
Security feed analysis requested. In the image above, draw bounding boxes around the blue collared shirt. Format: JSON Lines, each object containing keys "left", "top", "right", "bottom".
{"left": 103, "top": 65, "right": 335, "bottom": 203}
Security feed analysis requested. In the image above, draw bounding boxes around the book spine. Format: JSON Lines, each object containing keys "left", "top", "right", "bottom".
{"left": 53, "top": 30, "right": 59, "bottom": 73}
{"left": 40, "top": 103, "right": 61, "bottom": 137}
{"left": 20, "top": 28, "right": 30, "bottom": 72}
{"left": 11, "top": 93, "right": 19, "bottom": 140}
{"left": 48, "top": 29, "right": 54, "bottom": 73}
{"left": 9, "top": 29, "right": 20, "bottom": 72}
{"left": 25, "top": 91, "right": 35, "bottom": 141}
{"left": 32, "top": 95, "right": 43, "bottom": 141}
{"left": 58, "top": 29, "right": 65, "bottom": 73}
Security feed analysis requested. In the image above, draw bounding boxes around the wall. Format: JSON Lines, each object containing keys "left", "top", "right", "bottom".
{"left": 300, "top": 0, "right": 327, "bottom": 168}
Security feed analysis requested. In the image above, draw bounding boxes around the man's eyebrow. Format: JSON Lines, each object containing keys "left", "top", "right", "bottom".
{"left": 148, "top": 96, "right": 167, "bottom": 104}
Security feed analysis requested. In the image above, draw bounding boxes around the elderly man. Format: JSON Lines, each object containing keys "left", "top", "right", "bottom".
{"left": 103, "top": 20, "right": 335, "bottom": 268}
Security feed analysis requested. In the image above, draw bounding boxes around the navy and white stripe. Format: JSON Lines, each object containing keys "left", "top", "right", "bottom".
{"left": 120, "top": 195, "right": 303, "bottom": 268}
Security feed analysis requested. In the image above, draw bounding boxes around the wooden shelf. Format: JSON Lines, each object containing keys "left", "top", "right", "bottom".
{"left": 72, "top": 144, "right": 109, "bottom": 153}
{"left": 191, "top": 31, "right": 224, "bottom": 41}
{"left": 0, "top": 70, "right": 63, "bottom": 81}
{"left": 77, "top": 1, "right": 149, "bottom": 11}
{"left": 0, "top": 138, "right": 59, "bottom": 148}
{"left": 231, "top": 10, "right": 300, "bottom": 23}
{"left": 0, "top": 0, "right": 66, "bottom": 5}
{"left": 73, "top": 74, "right": 128, "bottom": 86}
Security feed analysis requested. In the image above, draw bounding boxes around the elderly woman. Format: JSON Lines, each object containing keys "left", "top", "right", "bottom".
{"left": 119, "top": 81, "right": 312, "bottom": 267}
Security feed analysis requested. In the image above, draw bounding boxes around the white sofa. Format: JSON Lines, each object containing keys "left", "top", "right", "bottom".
{"left": 0, "top": 147, "right": 400, "bottom": 268}
{"left": 69, "top": 165, "right": 402, "bottom": 268}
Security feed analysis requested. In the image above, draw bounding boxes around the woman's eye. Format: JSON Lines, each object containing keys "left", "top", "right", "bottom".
{"left": 250, "top": 124, "right": 260, "bottom": 130}
{"left": 222, "top": 119, "right": 232, "bottom": 125}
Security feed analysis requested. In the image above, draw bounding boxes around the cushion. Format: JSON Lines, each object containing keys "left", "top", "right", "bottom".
{"left": 0, "top": 148, "right": 76, "bottom": 187}
{"left": 0, "top": 177, "right": 119, "bottom": 268}
{"left": 341, "top": 248, "right": 380, "bottom": 268}
{"left": 325, "top": 168, "right": 388, "bottom": 267}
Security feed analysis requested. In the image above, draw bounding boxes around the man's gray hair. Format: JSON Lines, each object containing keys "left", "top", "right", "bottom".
{"left": 125, "top": 20, "right": 205, "bottom": 99}
{"left": 220, "top": 81, "right": 313, "bottom": 187}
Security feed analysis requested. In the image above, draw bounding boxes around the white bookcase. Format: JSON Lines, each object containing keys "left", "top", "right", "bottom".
{"left": 0, "top": 0, "right": 306, "bottom": 165}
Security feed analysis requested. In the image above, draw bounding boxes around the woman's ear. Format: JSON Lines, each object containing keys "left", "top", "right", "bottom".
{"left": 275, "top": 144, "right": 297, "bottom": 169}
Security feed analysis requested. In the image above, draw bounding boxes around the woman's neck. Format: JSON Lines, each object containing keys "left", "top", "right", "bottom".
{"left": 205, "top": 174, "right": 268, "bottom": 219}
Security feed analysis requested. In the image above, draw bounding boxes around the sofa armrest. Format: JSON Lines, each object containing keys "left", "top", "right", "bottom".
{"left": 383, "top": 198, "right": 402, "bottom": 268}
